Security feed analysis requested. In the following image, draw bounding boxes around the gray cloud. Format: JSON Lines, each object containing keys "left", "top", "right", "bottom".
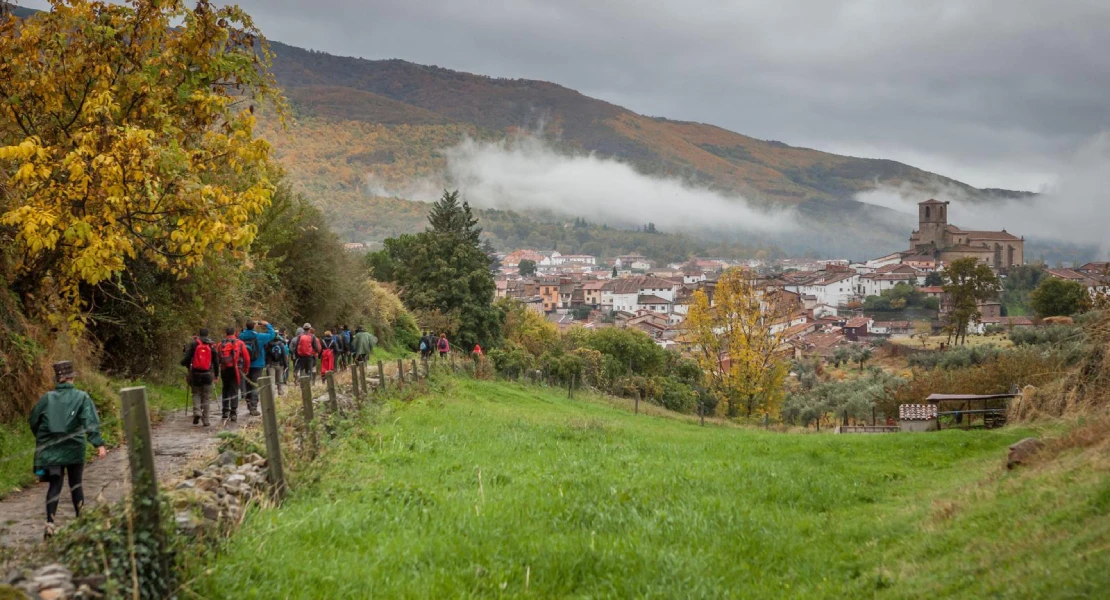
{"left": 365, "top": 134, "right": 797, "bottom": 234}
{"left": 19, "top": 0, "right": 1110, "bottom": 191}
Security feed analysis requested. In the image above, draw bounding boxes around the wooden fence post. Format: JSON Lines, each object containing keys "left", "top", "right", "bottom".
{"left": 635, "top": 390, "right": 640, "bottom": 415}
{"left": 568, "top": 374, "right": 574, "bottom": 399}
{"left": 698, "top": 398, "right": 705, "bottom": 427}
{"left": 258, "top": 376, "right": 286, "bottom": 499}
{"left": 300, "top": 376, "right": 315, "bottom": 455}
{"left": 872, "top": 407, "right": 876, "bottom": 426}
{"left": 351, "top": 364, "right": 360, "bottom": 399}
{"left": 377, "top": 360, "right": 385, "bottom": 393}
{"left": 412, "top": 359, "right": 419, "bottom": 381}
{"left": 358, "top": 361, "right": 368, "bottom": 397}
{"left": 326, "top": 371, "right": 338, "bottom": 413}
{"left": 397, "top": 359, "right": 405, "bottom": 388}
{"left": 120, "top": 386, "right": 168, "bottom": 583}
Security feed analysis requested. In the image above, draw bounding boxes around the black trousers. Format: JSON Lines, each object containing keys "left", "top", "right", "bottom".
{"left": 221, "top": 368, "right": 241, "bottom": 414}
{"left": 295, "top": 356, "right": 316, "bottom": 382}
{"left": 45, "top": 463, "right": 84, "bottom": 523}
{"left": 246, "top": 366, "right": 263, "bottom": 409}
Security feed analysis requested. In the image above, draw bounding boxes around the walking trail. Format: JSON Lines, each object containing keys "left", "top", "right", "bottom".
{"left": 0, "top": 359, "right": 402, "bottom": 561}
{"left": 0, "top": 400, "right": 255, "bottom": 558}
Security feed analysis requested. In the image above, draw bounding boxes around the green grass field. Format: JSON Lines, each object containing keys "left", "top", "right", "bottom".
{"left": 194, "top": 379, "right": 1109, "bottom": 598}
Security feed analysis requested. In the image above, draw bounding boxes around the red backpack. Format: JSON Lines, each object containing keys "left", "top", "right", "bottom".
{"left": 218, "top": 339, "right": 239, "bottom": 370}
{"left": 296, "top": 334, "right": 316, "bottom": 357}
{"left": 190, "top": 339, "right": 213, "bottom": 371}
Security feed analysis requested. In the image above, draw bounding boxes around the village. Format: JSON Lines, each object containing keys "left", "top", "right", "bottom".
{"left": 490, "top": 199, "right": 1110, "bottom": 360}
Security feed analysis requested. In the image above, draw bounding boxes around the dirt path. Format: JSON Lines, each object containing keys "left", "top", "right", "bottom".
{"left": 0, "top": 400, "right": 257, "bottom": 556}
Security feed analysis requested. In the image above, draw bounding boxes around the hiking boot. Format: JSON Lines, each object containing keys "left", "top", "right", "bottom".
{"left": 230, "top": 412, "right": 238, "bottom": 422}
{"left": 248, "top": 407, "right": 260, "bottom": 416}
{"left": 221, "top": 410, "right": 230, "bottom": 420}
{"left": 202, "top": 418, "right": 210, "bottom": 427}
{"left": 44, "top": 522, "right": 56, "bottom": 540}
{"left": 193, "top": 415, "right": 201, "bottom": 425}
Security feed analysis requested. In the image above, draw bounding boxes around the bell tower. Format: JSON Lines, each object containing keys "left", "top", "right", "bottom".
{"left": 916, "top": 199, "right": 949, "bottom": 249}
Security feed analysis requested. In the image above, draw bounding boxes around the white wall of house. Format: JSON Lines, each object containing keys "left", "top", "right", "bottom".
{"left": 859, "top": 276, "right": 915, "bottom": 298}
{"left": 786, "top": 275, "right": 857, "bottom": 307}
{"left": 611, "top": 292, "right": 639, "bottom": 313}
{"left": 636, "top": 302, "right": 672, "bottom": 314}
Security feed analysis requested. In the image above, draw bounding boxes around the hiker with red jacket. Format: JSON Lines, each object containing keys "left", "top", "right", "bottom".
{"left": 437, "top": 332, "right": 450, "bottom": 359}
{"left": 320, "top": 330, "right": 339, "bottom": 376}
{"left": 217, "top": 327, "right": 250, "bottom": 422}
{"left": 291, "top": 324, "right": 322, "bottom": 384}
{"left": 180, "top": 328, "right": 218, "bottom": 427}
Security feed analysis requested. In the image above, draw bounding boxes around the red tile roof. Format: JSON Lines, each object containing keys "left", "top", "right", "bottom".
{"left": 844, "top": 317, "right": 870, "bottom": 329}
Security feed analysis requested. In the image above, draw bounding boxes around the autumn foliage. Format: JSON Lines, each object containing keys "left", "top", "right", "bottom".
{"left": 686, "top": 268, "right": 791, "bottom": 417}
{"left": 0, "top": 0, "right": 283, "bottom": 328}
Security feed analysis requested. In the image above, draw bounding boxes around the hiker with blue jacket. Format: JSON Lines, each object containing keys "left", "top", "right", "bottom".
{"left": 29, "top": 361, "right": 106, "bottom": 539}
{"left": 238, "top": 319, "right": 275, "bottom": 416}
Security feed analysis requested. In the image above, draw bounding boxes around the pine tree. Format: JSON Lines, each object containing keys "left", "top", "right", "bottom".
{"left": 371, "top": 190, "right": 502, "bottom": 348}
{"left": 427, "top": 190, "right": 481, "bottom": 244}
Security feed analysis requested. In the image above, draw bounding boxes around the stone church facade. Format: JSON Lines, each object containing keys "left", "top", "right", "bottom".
{"left": 908, "top": 199, "right": 1024, "bottom": 269}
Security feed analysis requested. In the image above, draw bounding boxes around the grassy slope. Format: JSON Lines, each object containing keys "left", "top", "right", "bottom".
{"left": 194, "top": 379, "right": 1108, "bottom": 598}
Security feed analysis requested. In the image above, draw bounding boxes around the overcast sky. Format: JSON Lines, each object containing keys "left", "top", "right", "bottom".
{"left": 20, "top": 0, "right": 1110, "bottom": 191}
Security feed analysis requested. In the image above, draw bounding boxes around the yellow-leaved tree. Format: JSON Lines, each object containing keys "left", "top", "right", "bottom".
{"left": 686, "top": 268, "right": 792, "bottom": 418}
{"left": 0, "top": 0, "right": 283, "bottom": 329}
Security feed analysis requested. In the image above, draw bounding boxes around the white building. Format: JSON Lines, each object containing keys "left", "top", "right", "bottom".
{"left": 783, "top": 272, "right": 858, "bottom": 307}
{"left": 602, "top": 276, "right": 678, "bottom": 313}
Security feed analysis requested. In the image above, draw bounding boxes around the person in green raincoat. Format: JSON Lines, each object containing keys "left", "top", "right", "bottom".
{"left": 350, "top": 325, "right": 377, "bottom": 363}
{"left": 28, "top": 361, "right": 107, "bottom": 538}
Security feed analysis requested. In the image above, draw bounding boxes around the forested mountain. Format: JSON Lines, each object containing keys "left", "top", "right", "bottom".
{"left": 257, "top": 40, "right": 1034, "bottom": 258}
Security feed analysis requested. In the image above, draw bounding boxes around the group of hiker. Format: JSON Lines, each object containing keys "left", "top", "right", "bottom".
{"left": 29, "top": 322, "right": 483, "bottom": 540}
{"left": 179, "top": 321, "right": 377, "bottom": 427}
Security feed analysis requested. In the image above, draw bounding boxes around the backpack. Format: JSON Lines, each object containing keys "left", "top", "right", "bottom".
{"left": 419, "top": 340, "right": 427, "bottom": 351}
{"left": 296, "top": 334, "right": 316, "bottom": 357}
{"left": 245, "top": 335, "right": 261, "bottom": 363}
{"left": 322, "top": 336, "right": 336, "bottom": 351}
{"left": 190, "top": 339, "right": 213, "bottom": 371}
{"left": 267, "top": 340, "right": 285, "bottom": 363}
{"left": 218, "top": 340, "right": 239, "bottom": 370}
{"left": 438, "top": 338, "right": 449, "bottom": 352}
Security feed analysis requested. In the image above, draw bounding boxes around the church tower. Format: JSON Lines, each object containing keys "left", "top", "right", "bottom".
{"left": 915, "top": 199, "right": 949, "bottom": 250}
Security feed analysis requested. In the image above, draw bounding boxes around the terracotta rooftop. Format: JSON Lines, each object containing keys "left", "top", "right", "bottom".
{"left": 844, "top": 317, "right": 870, "bottom": 329}
{"left": 963, "top": 230, "right": 1022, "bottom": 241}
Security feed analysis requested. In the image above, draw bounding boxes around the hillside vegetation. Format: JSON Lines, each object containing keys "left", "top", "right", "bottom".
{"left": 195, "top": 378, "right": 1107, "bottom": 598}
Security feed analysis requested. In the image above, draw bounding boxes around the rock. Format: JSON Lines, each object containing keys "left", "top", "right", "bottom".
{"left": 1007, "top": 437, "right": 1044, "bottom": 469}
{"left": 193, "top": 477, "right": 219, "bottom": 492}
{"left": 38, "top": 587, "right": 68, "bottom": 600}
{"left": 175, "top": 480, "right": 195, "bottom": 491}
{"left": 216, "top": 450, "right": 240, "bottom": 467}
{"left": 226, "top": 474, "right": 247, "bottom": 487}
{"left": 71, "top": 575, "right": 105, "bottom": 591}
{"left": 174, "top": 510, "right": 199, "bottom": 532}
{"left": 201, "top": 503, "right": 220, "bottom": 521}
{"left": 216, "top": 486, "right": 227, "bottom": 499}
{"left": 33, "top": 565, "right": 69, "bottom": 579}
{"left": 246, "top": 453, "right": 265, "bottom": 466}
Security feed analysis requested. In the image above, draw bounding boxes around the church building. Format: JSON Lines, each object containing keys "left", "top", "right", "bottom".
{"left": 907, "top": 199, "right": 1024, "bottom": 269}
